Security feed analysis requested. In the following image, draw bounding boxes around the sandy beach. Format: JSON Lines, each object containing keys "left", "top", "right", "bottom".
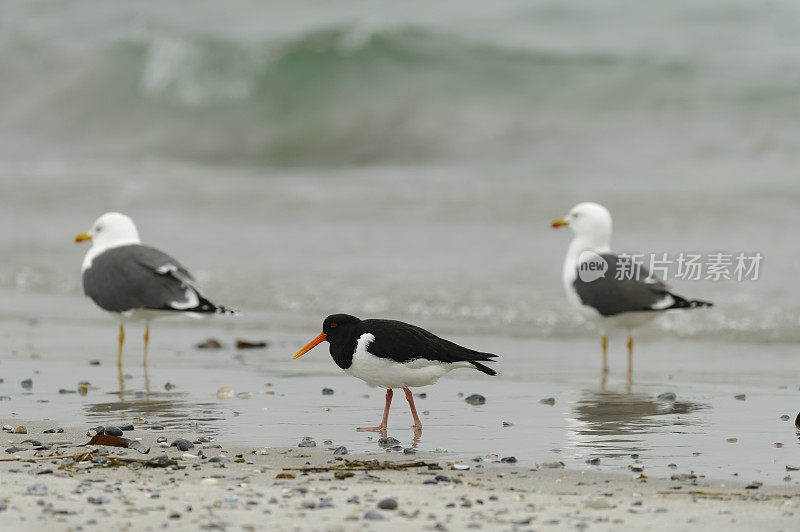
{"left": 2, "top": 289, "right": 800, "bottom": 530}
{"left": 1, "top": 421, "right": 798, "bottom": 531}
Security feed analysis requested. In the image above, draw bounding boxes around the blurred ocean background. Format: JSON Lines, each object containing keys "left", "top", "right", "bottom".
{"left": 2, "top": 0, "right": 800, "bottom": 341}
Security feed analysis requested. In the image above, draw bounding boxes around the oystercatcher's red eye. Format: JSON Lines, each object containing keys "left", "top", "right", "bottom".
{"left": 330, "top": 323, "right": 337, "bottom": 328}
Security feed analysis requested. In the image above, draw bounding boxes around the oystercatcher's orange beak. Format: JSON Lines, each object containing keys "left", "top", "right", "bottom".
{"left": 551, "top": 217, "right": 569, "bottom": 228}
{"left": 292, "top": 332, "right": 327, "bottom": 360}
{"left": 74, "top": 232, "right": 92, "bottom": 243}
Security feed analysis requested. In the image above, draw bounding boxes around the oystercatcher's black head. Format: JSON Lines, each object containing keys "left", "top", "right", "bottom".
{"left": 292, "top": 314, "right": 361, "bottom": 360}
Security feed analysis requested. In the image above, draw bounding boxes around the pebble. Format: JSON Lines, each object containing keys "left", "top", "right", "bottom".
{"left": 58, "top": 389, "right": 77, "bottom": 394}
{"left": 585, "top": 457, "right": 600, "bottom": 465}
{"left": 585, "top": 499, "right": 615, "bottom": 509}
{"left": 464, "top": 394, "right": 486, "bottom": 405}
{"left": 171, "top": 439, "right": 194, "bottom": 451}
{"left": 434, "top": 475, "right": 451, "bottom": 483}
{"left": 734, "top": 394, "right": 746, "bottom": 401}
{"left": 119, "top": 424, "right": 134, "bottom": 431}
{"left": 378, "top": 437, "right": 400, "bottom": 446}
{"left": 629, "top": 464, "right": 645, "bottom": 472}
{"left": 321, "top": 388, "right": 334, "bottom": 395}
{"left": 20, "top": 439, "right": 43, "bottom": 446}
{"left": 26, "top": 484, "right": 48, "bottom": 496}
{"left": 377, "top": 498, "right": 398, "bottom": 510}
{"left": 726, "top": 438, "right": 738, "bottom": 443}
{"left": 104, "top": 425, "right": 123, "bottom": 437}
{"left": 14, "top": 426, "right": 27, "bottom": 434}
{"left": 657, "top": 392, "right": 677, "bottom": 401}
{"left": 539, "top": 397, "right": 555, "bottom": 405}
{"left": 2, "top": 425, "right": 12, "bottom": 432}
{"left": 216, "top": 387, "right": 234, "bottom": 400}
{"left": 403, "top": 448, "right": 416, "bottom": 454}
{"left": 364, "top": 510, "right": 384, "bottom": 520}
{"left": 502, "top": 421, "right": 514, "bottom": 427}
{"left": 500, "top": 456, "right": 517, "bottom": 464}
{"left": 780, "top": 415, "right": 790, "bottom": 421}
{"left": 150, "top": 425, "right": 165, "bottom": 430}
{"left": 201, "top": 478, "right": 218, "bottom": 486}
{"left": 786, "top": 465, "right": 800, "bottom": 471}
{"left": 196, "top": 338, "right": 222, "bottom": 349}
{"left": 88, "top": 425, "right": 105, "bottom": 435}
{"left": 453, "top": 463, "right": 470, "bottom": 470}
{"left": 542, "top": 461, "right": 565, "bottom": 469}
{"left": 209, "top": 456, "right": 230, "bottom": 463}
{"left": 21, "top": 378, "right": 33, "bottom": 389}
{"left": 92, "top": 456, "right": 108, "bottom": 465}
{"left": 298, "top": 439, "right": 316, "bottom": 448}
{"left": 333, "top": 446, "right": 348, "bottom": 455}
{"left": 43, "top": 428, "right": 64, "bottom": 434}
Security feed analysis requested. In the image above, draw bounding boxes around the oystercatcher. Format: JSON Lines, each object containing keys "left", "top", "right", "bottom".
{"left": 293, "top": 314, "right": 497, "bottom": 431}
{"left": 552, "top": 202, "right": 712, "bottom": 382}
{"left": 75, "top": 212, "right": 237, "bottom": 369}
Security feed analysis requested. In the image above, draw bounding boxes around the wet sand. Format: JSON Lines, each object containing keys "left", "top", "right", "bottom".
{"left": 2, "top": 289, "right": 800, "bottom": 529}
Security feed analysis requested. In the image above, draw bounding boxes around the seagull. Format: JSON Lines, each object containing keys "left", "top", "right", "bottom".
{"left": 551, "top": 202, "right": 712, "bottom": 382}
{"left": 292, "top": 314, "right": 497, "bottom": 433}
{"left": 75, "top": 212, "right": 236, "bottom": 368}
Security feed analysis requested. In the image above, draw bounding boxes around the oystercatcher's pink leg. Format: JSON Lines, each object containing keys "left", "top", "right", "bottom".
{"left": 403, "top": 387, "right": 423, "bottom": 431}
{"left": 357, "top": 389, "right": 393, "bottom": 431}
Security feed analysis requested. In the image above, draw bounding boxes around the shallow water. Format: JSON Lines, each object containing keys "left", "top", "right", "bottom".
{"left": 2, "top": 293, "right": 798, "bottom": 486}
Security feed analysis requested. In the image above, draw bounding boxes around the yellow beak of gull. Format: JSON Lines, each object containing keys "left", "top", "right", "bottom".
{"left": 74, "top": 232, "right": 92, "bottom": 243}
{"left": 551, "top": 217, "right": 569, "bottom": 228}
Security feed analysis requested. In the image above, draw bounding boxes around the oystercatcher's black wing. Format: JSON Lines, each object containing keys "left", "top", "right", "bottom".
{"left": 573, "top": 253, "right": 712, "bottom": 317}
{"left": 359, "top": 319, "right": 497, "bottom": 375}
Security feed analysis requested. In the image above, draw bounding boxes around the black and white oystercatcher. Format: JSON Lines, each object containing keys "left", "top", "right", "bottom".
{"left": 293, "top": 314, "right": 498, "bottom": 432}
{"left": 551, "top": 202, "right": 712, "bottom": 382}
{"left": 75, "top": 212, "right": 237, "bottom": 367}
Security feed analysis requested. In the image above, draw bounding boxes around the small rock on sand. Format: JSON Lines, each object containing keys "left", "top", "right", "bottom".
{"left": 364, "top": 510, "right": 384, "bottom": 520}
{"left": 196, "top": 338, "right": 222, "bottom": 349}
{"left": 500, "top": 457, "right": 517, "bottom": 464}
{"left": 585, "top": 457, "right": 600, "bottom": 465}
{"left": 14, "top": 426, "right": 27, "bottom": 434}
{"left": 171, "top": 439, "right": 194, "bottom": 451}
{"left": 734, "top": 393, "right": 746, "bottom": 401}
{"left": 657, "top": 392, "right": 677, "bottom": 401}
{"left": 298, "top": 439, "right": 316, "bottom": 448}
{"left": 216, "top": 387, "right": 234, "bottom": 400}
{"left": 236, "top": 339, "right": 268, "bottom": 349}
{"left": 377, "top": 498, "right": 398, "bottom": 510}
{"left": 464, "top": 394, "right": 486, "bottom": 405}
{"left": 378, "top": 437, "right": 400, "bottom": 446}
{"left": 539, "top": 397, "right": 555, "bottom": 405}
{"left": 104, "top": 425, "right": 123, "bottom": 436}
{"left": 322, "top": 388, "right": 334, "bottom": 395}
{"left": 21, "top": 378, "right": 33, "bottom": 389}
{"left": 542, "top": 462, "right": 564, "bottom": 469}
{"left": 333, "top": 446, "right": 348, "bottom": 455}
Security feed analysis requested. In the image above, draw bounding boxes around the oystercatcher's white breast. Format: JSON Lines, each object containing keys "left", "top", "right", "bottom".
{"left": 344, "top": 333, "right": 469, "bottom": 388}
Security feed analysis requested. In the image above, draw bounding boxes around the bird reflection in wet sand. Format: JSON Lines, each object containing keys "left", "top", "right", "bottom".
{"left": 568, "top": 390, "right": 708, "bottom": 457}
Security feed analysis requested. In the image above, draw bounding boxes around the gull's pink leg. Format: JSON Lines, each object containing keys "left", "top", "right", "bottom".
{"left": 357, "top": 389, "right": 393, "bottom": 432}
{"left": 403, "top": 387, "right": 423, "bottom": 431}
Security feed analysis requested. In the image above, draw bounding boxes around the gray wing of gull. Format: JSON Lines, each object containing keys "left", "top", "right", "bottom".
{"left": 572, "top": 253, "right": 673, "bottom": 317}
{"left": 82, "top": 244, "right": 201, "bottom": 313}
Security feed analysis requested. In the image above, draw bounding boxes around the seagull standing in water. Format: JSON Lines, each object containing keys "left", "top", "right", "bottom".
{"left": 75, "top": 212, "right": 237, "bottom": 369}
{"left": 551, "top": 202, "right": 712, "bottom": 382}
{"left": 293, "top": 314, "right": 497, "bottom": 433}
